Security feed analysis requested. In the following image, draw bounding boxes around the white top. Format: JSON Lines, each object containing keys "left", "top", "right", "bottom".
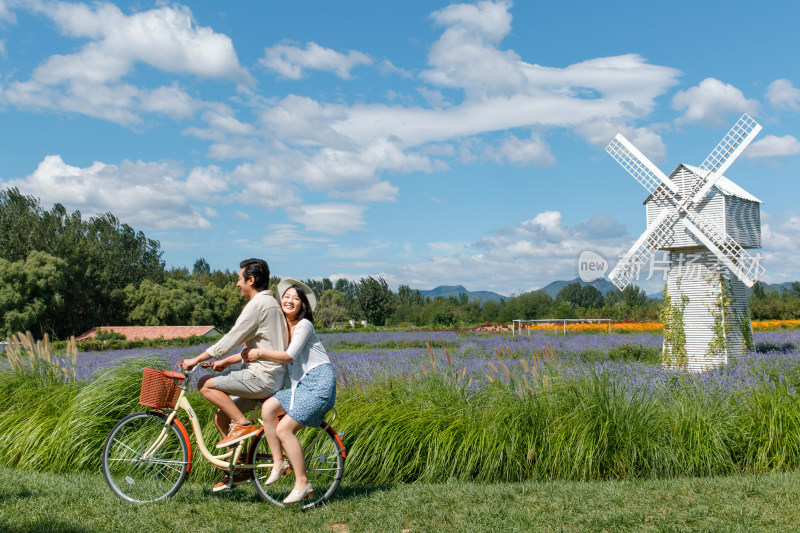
{"left": 206, "top": 290, "right": 288, "bottom": 390}
{"left": 285, "top": 318, "right": 330, "bottom": 408}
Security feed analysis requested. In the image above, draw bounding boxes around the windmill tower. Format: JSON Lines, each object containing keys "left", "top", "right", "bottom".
{"left": 606, "top": 114, "right": 765, "bottom": 372}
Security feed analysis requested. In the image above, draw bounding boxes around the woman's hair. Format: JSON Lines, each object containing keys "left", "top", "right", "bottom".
{"left": 287, "top": 285, "right": 314, "bottom": 323}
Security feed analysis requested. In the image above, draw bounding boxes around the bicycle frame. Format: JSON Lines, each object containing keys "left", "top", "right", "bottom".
{"left": 142, "top": 375, "right": 340, "bottom": 472}
{"left": 143, "top": 380, "right": 265, "bottom": 472}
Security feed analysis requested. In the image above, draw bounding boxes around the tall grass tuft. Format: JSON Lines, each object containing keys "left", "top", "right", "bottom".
{"left": 4, "top": 331, "right": 79, "bottom": 383}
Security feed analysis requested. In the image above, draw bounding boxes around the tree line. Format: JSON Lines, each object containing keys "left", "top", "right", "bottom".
{"left": 1, "top": 188, "right": 798, "bottom": 339}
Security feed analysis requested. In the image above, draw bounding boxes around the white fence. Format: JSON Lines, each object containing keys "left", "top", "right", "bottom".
{"left": 511, "top": 318, "right": 612, "bottom": 336}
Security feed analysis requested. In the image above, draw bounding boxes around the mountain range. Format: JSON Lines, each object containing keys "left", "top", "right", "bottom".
{"left": 416, "top": 279, "right": 797, "bottom": 303}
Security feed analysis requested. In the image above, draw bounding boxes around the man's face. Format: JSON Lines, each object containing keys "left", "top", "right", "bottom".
{"left": 236, "top": 267, "right": 257, "bottom": 299}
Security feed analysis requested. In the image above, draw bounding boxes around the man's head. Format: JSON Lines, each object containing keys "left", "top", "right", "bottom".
{"left": 237, "top": 258, "right": 271, "bottom": 298}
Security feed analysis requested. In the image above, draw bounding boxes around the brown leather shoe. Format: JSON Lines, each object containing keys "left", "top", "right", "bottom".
{"left": 216, "top": 422, "right": 261, "bottom": 449}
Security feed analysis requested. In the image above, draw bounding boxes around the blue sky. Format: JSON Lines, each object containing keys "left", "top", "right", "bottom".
{"left": 1, "top": 0, "right": 799, "bottom": 296}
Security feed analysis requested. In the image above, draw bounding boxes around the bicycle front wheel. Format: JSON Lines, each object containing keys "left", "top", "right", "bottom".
{"left": 102, "top": 411, "right": 190, "bottom": 503}
{"left": 250, "top": 423, "right": 345, "bottom": 509}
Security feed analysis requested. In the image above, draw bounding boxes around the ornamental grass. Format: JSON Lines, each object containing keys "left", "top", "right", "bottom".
{"left": 3, "top": 330, "right": 800, "bottom": 484}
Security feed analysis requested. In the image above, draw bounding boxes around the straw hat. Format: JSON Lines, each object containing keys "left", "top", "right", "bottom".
{"left": 277, "top": 278, "right": 317, "bottom": 312}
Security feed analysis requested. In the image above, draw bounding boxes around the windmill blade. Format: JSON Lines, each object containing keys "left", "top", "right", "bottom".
{"left": 606, "top": 134, "right": 679, "bottom": 196}
{"left": 608, "top": 209, "right": 674, "bottom": 290}
{"left": 691, "top": 113, "right": 762, "bottom": 203}
{"left": 682, "top": 213, "right": 766, "bottom": 288}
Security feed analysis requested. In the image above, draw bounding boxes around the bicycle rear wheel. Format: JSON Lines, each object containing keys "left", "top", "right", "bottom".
{"left": 102, "top": 411, "right": 190, "bottom": 503}
{"left": 250, "top": 423, "right": 345, "bottom": 509}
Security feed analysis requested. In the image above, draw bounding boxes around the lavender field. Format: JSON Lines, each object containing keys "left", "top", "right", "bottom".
{"left": 65, "top": 329, "right": 800, "bottom": 396}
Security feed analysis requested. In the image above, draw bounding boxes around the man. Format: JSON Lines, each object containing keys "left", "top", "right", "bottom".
{"left": 181, "top": 258, "right": 288, "bottom": 491}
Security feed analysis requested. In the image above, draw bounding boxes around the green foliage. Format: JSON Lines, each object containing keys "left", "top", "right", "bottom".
{"left": 124, "top": 278, "right": 242, "bottom": 329}
{"left": 0, "top": 251, "right": 67, "bottom": 337}
{"left": 317, "top": 289, "right": 346, "bottom": 328}
{"left": 355, "top": 276, "right": 395, "bottom": 326}
{"left": 95, "top": 329, "right": 126, "bottom": 342}
{"left": 0, "top": 188, "right": 165, "bottom": 337}
{"left": 661, "top": 288, "right": 688, "bottom": 368}
{"left": 556, "top": 283, "right": 605, "bottom": 310}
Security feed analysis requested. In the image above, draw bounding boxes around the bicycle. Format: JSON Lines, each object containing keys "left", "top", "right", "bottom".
{"left": 101, "top": 363, "right": 346, "bottom": 508}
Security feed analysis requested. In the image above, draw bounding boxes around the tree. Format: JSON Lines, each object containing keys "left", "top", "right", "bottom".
{"left": 355, "top": 277, "right": 395, "bottom": 326}
{"left": 124, "top": 278, "right": 242, "bottom": 328}
{"left": 0, "top": 251, "right": 67, "bottom": 337}
{"left": 0, "top": 188, "right": 166, "bottom": 337}
{"left": 317, "top": 289, "right": 346, "bottom": 328}
{"left": 193, "top": 258, "right": 211, "bottom": 277}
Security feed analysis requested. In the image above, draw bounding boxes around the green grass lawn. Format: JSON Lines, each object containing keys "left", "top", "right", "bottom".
{"left": 3, "top": 467, "right": 800, "bottom": 532}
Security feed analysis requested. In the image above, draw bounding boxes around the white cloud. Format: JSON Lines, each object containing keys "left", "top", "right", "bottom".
{"left": 744, "top": 134, "right": 800, "bottom": 158}
{"left": 672, "top": 78, "right": 759, "bottom": 127}
{"left": 38, "top": 2, "right": 251, "bottom": 83}
{"left": 766, "top": 79, "right": 800, "bottom": 111}
{"left": 0, "top": 155, "right": 212, "bottom": 230}
{"left": 760, "top": 210, "right": 800, "bottom": 283}
{"left": 330, "top": 180, "right": 399, "bottom": 203}
{"left": 287, "top": 203, "right": 367, "bottom": 235}
{"left": 0, "top": 0, "right": 14, "bottom": 23}
{"left": 485, "top": 134, "right": 554, "bottom": 166}
{"left": 0, "top": 2, "right": 248, "bottom": 125}
{"left": 260, "top": 223, "right": 330, "bottom": 248}
{"left": 260, "top": 41, "right": 372, "bottom": 80}
{"left": 185, "top": 165, "right": 230, "bottom": 199}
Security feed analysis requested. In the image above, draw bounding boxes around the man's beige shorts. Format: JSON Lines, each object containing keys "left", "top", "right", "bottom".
{"left": 213, "top": 368, "right": 281, "bottom": 413}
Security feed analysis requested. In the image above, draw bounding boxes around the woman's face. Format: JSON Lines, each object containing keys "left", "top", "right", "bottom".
{"left": 281, "top": 287, "right": 302, "bottom": 321}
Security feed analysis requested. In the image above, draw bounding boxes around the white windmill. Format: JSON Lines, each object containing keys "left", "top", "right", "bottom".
{"left": 606, "top": 114, "right": 764, "bottom": 371}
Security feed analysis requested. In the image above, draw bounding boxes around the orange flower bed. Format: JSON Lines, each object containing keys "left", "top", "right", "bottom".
{"left": 518, "top": 321, "right": 663, "bottom": 333}
{"left": 516, "top": 320, "right": 800, "bottom": 333}
{"left": 752, "top": 319, "right": 800, "bottom": 330}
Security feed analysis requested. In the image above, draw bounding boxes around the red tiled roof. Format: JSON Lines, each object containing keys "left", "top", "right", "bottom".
{"left": 77, "top": 326, "right": 221, "bottom": 341}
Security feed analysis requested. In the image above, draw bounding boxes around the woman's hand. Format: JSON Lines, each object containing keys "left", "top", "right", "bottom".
{"left": 242, "top": 346, "right": 259, "bottom": 362}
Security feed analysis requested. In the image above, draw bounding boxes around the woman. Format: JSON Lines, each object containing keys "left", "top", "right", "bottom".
{"left": 241, "top": 278, "right": 336, "bottom": 504}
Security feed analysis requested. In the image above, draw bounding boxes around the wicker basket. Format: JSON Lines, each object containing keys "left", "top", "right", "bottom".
{"left": 139, "top": 368, "right": 185, "bottom": 409}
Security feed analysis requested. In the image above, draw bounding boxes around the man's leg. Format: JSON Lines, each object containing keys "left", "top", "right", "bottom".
{"left": 198, "top": 376, "right": 249, "bottom": 425}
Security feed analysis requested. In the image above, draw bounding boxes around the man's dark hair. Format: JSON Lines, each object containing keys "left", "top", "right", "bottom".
{"left": 240, "top": 258, "right": 270, "bottom": 291}
{"left": 288, "top": 285, "right": 315, "bottom": 323}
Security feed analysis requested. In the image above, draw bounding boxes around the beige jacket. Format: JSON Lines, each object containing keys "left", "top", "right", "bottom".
{"left": 206, "top": 290, "right": 288, "bottom": 389}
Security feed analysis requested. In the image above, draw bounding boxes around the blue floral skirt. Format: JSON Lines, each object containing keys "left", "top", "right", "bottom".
{"left": 274, "top": 363, "right": 336, "bottom": 428}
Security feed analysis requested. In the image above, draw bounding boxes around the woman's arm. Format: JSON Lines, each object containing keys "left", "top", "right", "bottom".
{"left": 243, "top": 320, "right": 313, "bottom": 364}
{"left": 243, "top": 346, "right": 293, "bottom": 364}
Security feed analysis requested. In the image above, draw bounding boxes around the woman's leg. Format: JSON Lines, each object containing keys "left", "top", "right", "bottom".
{"left": 261, "top": 397, "right": 287, "bottom": 475}
{"left": 276, "top": 414, "right": 308, "bottom": 490}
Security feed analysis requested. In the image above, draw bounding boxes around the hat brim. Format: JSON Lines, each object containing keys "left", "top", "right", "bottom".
{"left": 277, "top": 278, "right": 318, "bottom": 312}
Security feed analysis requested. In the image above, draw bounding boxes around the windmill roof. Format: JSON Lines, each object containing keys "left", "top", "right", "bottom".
{"left": 643, "top": 164, "right": 762, "bottom": 204}
{"left": 681, "top": 165, "right": 762, "bottom": 203}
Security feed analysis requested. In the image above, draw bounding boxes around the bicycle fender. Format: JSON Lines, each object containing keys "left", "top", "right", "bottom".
{"left": 172, "top": 418, "right": 193, "bottom": 473}
{"left": 321, "top": 422, "right": 346, "bottom": 459}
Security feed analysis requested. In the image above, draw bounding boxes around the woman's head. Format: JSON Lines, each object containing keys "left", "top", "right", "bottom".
{"left": 281, "top": 286, "right": 314, "bottom": 323}
{"left": 277, "top": 278, "right": 317, "bottom": 323}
